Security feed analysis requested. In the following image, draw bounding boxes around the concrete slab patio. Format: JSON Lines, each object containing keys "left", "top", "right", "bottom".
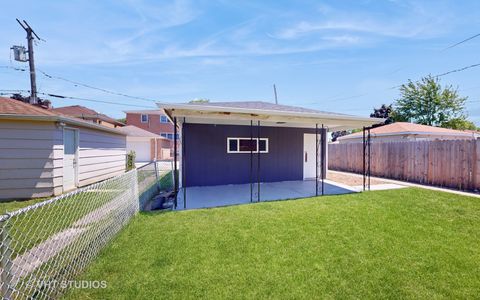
{"left": 176, "top": 179, "right": 357, "bottom": 210}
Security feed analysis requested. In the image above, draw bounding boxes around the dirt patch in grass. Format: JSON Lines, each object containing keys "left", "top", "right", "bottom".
{"left": 327, "top": 170, "right": 386, "bottom": 186}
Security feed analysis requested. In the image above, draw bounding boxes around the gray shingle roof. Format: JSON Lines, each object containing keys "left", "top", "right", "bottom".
{"left": 185, "top": 101, "right": 349, "bottom": 116}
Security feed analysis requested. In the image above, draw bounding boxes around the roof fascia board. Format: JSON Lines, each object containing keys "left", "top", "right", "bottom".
{"left": 163, "top": 108, "right": 379, "bottom": 128}
{"left": 157, "top": 102, "right": 384, "bottom": 124}
{"left": 0, "top": 114, "right": 126, "bottom": 136}
{"left": 338, "top": 130, "right": 473, "bottom": 140}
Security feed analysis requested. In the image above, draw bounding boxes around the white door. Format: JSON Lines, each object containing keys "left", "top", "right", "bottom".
{"left": 63, "top": 129, "right": 78, "bottom": 191}
{"left": 303, "top": 133, "right": 321, "bottom": 179}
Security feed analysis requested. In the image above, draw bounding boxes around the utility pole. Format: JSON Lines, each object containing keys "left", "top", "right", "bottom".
{"left": 273, "top": 84, "right": 278, "bottom": 104}
{"left": 16, "top": 19, "right": 42, "bottom": 104}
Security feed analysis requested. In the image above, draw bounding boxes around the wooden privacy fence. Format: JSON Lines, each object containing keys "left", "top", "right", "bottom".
{"left": 329, "top": 139, "right": 480, "bottom": 191}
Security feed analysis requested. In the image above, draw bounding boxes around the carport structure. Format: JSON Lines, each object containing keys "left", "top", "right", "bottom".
{"left": 157, "top": 101, "right": 382, "bottom": 210}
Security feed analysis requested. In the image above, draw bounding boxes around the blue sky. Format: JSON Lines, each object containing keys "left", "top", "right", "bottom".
{"left": 1, "top": 0, "right": 480, "bottom": 124}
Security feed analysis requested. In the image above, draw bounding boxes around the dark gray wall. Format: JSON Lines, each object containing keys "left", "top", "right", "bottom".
{"left": 183, "top": 123, "right": 326, "bottom": 187}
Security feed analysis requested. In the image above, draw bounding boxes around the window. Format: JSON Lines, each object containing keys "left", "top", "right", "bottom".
{"left": 160, "top": 115, "right": 169, "bottom": 123}
{"left": 161, "top": 133, "right": 180, "bottom": 140}
{"left": 141, "top": 114, "right": 148, "bottom": 123}
{"left": 227, "top": 138, "right": 268, "bottom": 153}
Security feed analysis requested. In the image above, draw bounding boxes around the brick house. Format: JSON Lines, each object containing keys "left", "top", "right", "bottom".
{"left": 116, "top": 125, "right": 172, "bottom": 162}
{"left": 125, "top": 110, "right": 177, "bottom": 152}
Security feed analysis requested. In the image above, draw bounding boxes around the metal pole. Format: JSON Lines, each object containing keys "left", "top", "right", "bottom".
{"left": 321, "top": 124, "right": 325, "bottom": 196}
{"left": 1, "top": 219, "right": 13, "bottom": 299}
{"left": 368, "top": 128, "right": 371, "bottom": 191}
{"left": 27, "top": 28, "right": 37, "bottom": 104}
{"left": 182, "top": 118, "right": 187, "bottom": 209}
{"left": 363, "top": 127, "right": 366, "bottom": 191}
{"left": 173, "top": 117, "right": 178, "bottom": 208}
{"left": 250, "top": 120, "right": 253, "bottom": 203}
{"left": 273, "top": 84, "right": 278, "bottom": 104}
{"left": 315, "top": 124, "right": 318, "bottom": 197}
{"left": 257, "top": 120, "right": 261, "bottom": 202}
{"left": 16, "top": 19, "right": 38, "bottom": 104}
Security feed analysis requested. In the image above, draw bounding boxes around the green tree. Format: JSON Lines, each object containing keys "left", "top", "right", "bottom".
{"left": 394, "top": 75, "right": 468, "bottom": 127}
{"left": 370, "top": 104, "right": 394, "bottom": 124}
{"left": 440, "top": 118, "right": 477, "bottom": 130}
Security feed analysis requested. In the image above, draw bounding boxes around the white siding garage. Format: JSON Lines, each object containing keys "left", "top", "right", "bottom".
{"left": 0, "top": 97, "right": 127, "bottom": 200}
{"left": 0, "top": 120, "right": 63, "bottom": 199}
{"left": 127, "top": 140, "right": 151, "bottom": 162}
{"left": 76, "top": 127, "right": 126, "bottom": 187}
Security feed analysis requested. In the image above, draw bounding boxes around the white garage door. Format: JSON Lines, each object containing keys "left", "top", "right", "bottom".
{"left": 127, "top": 141, "right": 151, "bottom": 162}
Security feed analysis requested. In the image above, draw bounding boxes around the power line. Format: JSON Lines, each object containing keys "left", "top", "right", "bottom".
{"left": 0, "top": 89, "right": 155, "bottom": 109}
{"left": 0, "top": 89, "right": 30, "bottom": 92}
{"left": 1, "top": 65, "right": 159, "bottom": 104}
{"left": 0, "top": 65, "right": 27, "bottom": 71}
{"left": 307, "top": 62, "right": 480, "bottom": 106}
{"left": 442, "top": 33, "right": 480, "bottom": 51}
{"left": 37, "top": 92, "right": 155, "bottom": 109}
{"left": 434, "top": 62, "right": 480, "bottom": 78}
{"left": 37, "top": 69, "right": 157, "bottom": 103}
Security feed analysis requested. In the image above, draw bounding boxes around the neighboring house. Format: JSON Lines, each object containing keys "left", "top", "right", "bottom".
{"left": 464, "top": 129, "right": 480, "bottom": 139}
{"left": 0, "top": 97, "right": 127, "bottom": 200}
{"left": 116, "top": 125, "right": 171, "bottom": 162}
{"left": 337, "top": 122, "right": 477, "bottom": 143}
{"left": 52, "top": 105, "right": 125, "bottom": 128}
{"left": 158, "top": 101, "right": 380, "bottom": 190}
{"left": 124, "top": 110, "right": 177, "bottom": 140}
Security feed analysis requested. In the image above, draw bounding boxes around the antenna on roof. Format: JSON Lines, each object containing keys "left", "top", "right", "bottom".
{"left": 273, "top": 84, "right": 278, "bottom": 104}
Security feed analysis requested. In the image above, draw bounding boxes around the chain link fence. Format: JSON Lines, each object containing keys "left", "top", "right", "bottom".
{"left": 0, "top": 169, "right": 139, "bottom": 299}
{"left": 137, "top": 161, "right": 174, "bottom": 210}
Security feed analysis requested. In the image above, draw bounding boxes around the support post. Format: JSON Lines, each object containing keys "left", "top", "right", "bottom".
{"left": 315, "top": 124, "right": 319, "bottom": 196}
{"left": 321, "top": 124, "right": 325, "bottom": 196}
{"left": 182, "top": 118, "right": 187, "bottom": 209}
{"left": 250, "top": 120, "right": 253, "bottom": 203}
{"left": 1, "top": 219, "right": 13, "bottom": 299}
{"left": 363, "top": 127, "right": 366, "bottom": 191}
{"left": 173, "top": 117, "right": 178, "bottom": 209}
{"left": 368, "top": 128, "right": 371, "bottom": 191}
{"left": 257, "top": 120, "right": 261, "bottom": 202}
{"left": 154, "top": 138, "right": 158, "bottom": 162}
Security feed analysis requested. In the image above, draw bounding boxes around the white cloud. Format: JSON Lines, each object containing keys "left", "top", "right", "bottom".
{"left": 124, "top": 0, "right": 199, "bottom": 28}
{"left": 272, "top": 1, "right": 451, "bottom": 40}
{"left": 274, "top": 18, "right": 444, "bottom": 40}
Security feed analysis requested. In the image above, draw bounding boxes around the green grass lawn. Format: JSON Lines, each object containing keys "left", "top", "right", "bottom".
{"left": 0, "top": 198, "right": 47, "bottom": 215}
{"left": 65, "top": 188, "right": 480, "bottom": 299}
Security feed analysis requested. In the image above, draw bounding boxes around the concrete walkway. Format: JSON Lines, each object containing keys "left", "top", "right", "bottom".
{"left": 329, "top": 170, "right": 480, "bottom": 198}
{"left": 176, "top": 179, "right": 358, "bottom": 210}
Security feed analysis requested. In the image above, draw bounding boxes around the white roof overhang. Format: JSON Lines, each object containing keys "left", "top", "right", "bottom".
{"left": 338, "top": 130, "right": 474, "bottom": 141}
{"left": 156, "top": 103, "right": 384, "bottom": 131}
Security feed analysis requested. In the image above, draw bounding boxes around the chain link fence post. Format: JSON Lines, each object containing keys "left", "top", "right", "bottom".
{"left": 154, "top": 161, "right": 159, "bottom": 180}
{"left": 133, "top": 168, "right": 140, "bottom": 213}
{"left": 1, "top": 217, "right": 13, "bottom": 299}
